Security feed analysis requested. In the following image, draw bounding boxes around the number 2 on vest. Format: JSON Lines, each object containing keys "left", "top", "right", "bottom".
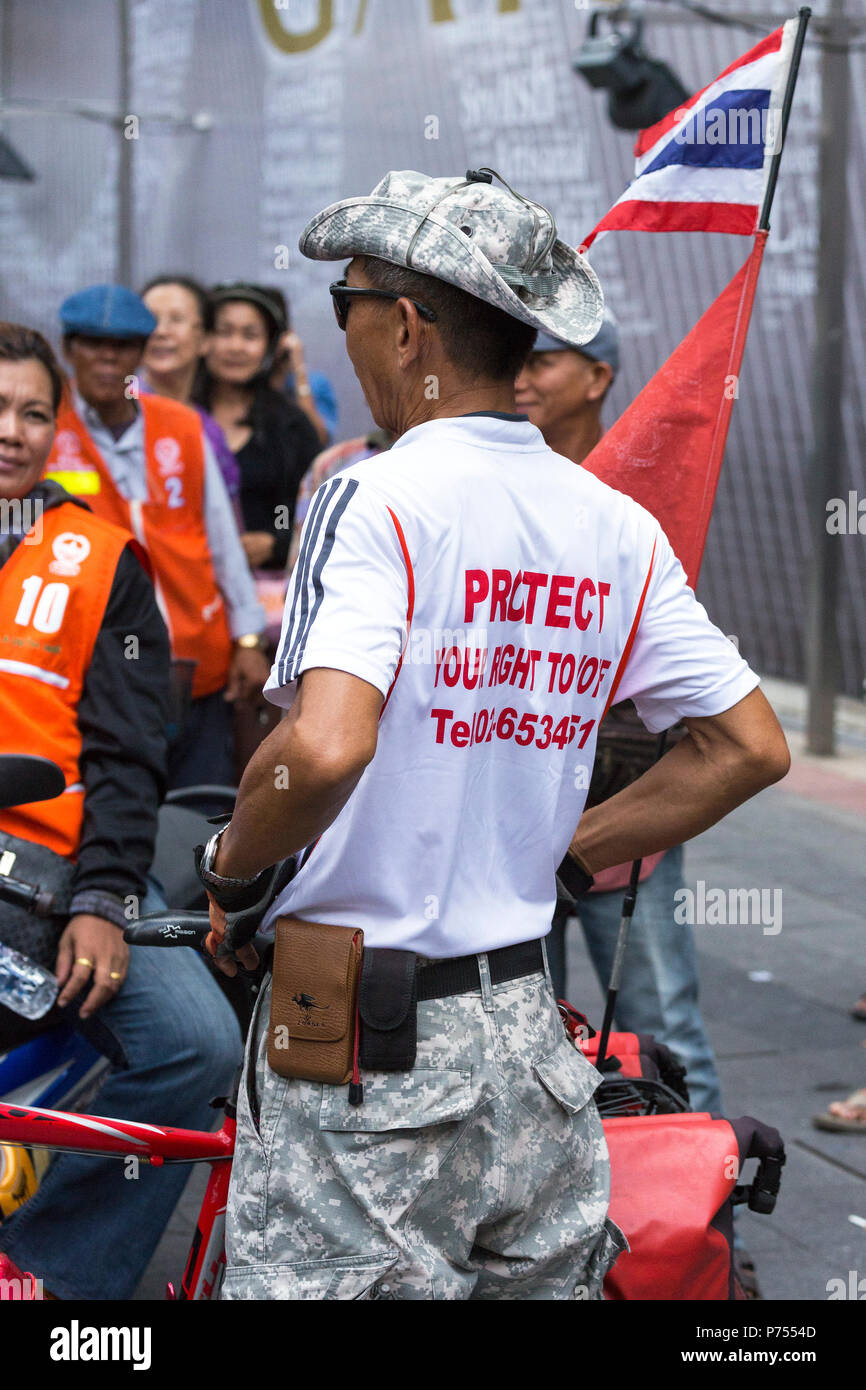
{"left": 15, "top": 576, "right": 70, "bottom": 634}
{"left": 164, "top": 476, "right": 185, "bottom": 509}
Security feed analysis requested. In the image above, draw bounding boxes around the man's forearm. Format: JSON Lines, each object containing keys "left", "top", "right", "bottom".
{"left": 570, "top": 726, "right": 784, "bottom": 874}
{"left": 214, "top": 710, "right": 368, "bottom": 879}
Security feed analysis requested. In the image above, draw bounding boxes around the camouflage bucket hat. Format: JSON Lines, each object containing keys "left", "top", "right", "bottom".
{"left": 299, "top": 168, "right": 604, "bottom": 349}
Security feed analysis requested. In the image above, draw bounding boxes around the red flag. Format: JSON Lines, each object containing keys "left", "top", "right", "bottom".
{"left": 582, "top": 230, "right": 767, "bottom": 588}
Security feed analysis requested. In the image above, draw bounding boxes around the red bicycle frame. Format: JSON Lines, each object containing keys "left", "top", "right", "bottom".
{"left": 0, "top": 1099, "right": 235, "bottom": 1300}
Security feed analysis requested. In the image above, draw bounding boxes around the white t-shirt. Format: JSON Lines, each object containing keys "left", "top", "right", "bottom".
{"left": 263, "top": 413, "right": 758, "bottom": 956}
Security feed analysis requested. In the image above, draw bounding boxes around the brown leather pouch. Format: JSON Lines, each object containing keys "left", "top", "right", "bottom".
{"left": 267, "top": 916, "right": 364, "bottom": 1084}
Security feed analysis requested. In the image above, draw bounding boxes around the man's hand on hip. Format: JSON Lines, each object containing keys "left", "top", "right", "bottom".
{"left": 570, "top": 687, "right": 790, "bottom": 874}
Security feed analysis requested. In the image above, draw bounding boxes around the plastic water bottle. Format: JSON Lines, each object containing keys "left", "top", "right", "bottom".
{"left": 0, "top": 941, "right": 58, "bottom": 1019}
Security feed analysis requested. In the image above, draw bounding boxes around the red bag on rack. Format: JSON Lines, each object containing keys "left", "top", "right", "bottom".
{"left": 558, "top": 1005, "right": 785, "bottom": 1301}
{"left": 602, "top": 1112, "right": 784, "bottom": 1300}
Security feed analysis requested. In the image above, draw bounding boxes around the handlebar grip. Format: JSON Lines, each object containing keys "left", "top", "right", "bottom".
{"left": 0, "top": 872, "right": 59, "bottom": 917}
{"left": 123, "top": 913, "right": 210, "bottom": 948}
{"left": 33, "top": 888, "right": 60, "bottom": 918}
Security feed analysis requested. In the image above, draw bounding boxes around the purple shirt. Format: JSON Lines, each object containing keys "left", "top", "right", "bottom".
{"left": 196, "top": 407, "right": 241, "bottom": 499}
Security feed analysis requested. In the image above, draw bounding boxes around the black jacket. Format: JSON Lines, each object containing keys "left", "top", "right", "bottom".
{"left": 1, "top": 484, "right": 170, "bottom": 926}
{"left": 235, "top": 387, "right": 321, "bottom": 569}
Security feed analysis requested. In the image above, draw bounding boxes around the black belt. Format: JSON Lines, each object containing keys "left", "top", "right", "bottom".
{"left": 416, "top": 938, "right": 544, "bottom": 1001}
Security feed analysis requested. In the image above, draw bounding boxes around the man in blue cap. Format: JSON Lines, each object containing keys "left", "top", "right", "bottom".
{"left": 517, "top": 311, "right": 726, "bottom": 1122}
{"left": 45, "top": 285, "right": 269, "bottom": 787}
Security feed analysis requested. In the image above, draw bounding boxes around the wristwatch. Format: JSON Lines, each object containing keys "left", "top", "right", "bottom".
{"left": 235, "top": 632, "right": 266, "bottom": 651}
{"left": 194, "top": 826, "right": 273, "bottom": 911}
{"left": 556, "top": 849, "right": 594, "bottom": 899}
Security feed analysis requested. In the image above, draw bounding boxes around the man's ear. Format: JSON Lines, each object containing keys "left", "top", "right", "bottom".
{"left": 395, "top": 299, "right": 426, "bottom": 369}
{"left": 586, "top": 360, "right": 613, "bottom": 403}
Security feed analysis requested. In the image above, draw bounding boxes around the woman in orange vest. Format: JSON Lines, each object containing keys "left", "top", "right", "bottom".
{"left": 45, "top": 285, "right": 271, "bottom": 789}
{"left": 0, "top": 323, "right": 240, "bottom": 1299}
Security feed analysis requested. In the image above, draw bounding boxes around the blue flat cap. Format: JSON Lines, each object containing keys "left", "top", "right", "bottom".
{"left": 59, "top": 284, "right": 156, "bottom": 339}
{"left": 534, "top": 306, "right": 619, "bottom": 377}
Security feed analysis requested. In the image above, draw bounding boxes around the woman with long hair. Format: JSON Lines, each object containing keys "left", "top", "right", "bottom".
{"left": 195, "top": 283, "right": 320, "bottom": 573}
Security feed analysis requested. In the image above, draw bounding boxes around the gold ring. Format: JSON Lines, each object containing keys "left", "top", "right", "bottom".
{"left": 75, "top": 957, "right": 94, "bottom": 969}
{"left": 109, "top": 972, "right": 124, "bottom": 981}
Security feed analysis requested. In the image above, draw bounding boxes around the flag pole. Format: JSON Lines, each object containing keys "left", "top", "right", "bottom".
{"left": 806, "top": 0, "right": 851, "bottom": 755}
{"left": 758, "top": 7, "right": 812, "bottom": 231}
{"left": 594, "top": 735, "right": 667, "bottom": 1072}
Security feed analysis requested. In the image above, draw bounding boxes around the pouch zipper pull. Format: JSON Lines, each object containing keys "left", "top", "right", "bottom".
{"left": 348, "top": 982, "right": 364, "bottom": 1106}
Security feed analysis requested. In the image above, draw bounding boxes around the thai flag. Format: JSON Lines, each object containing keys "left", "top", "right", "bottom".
{"left": 581, "top": 21, "right": 799, "bottom": 248}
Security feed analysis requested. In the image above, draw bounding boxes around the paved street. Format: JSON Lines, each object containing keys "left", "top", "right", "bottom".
{"left": 136, "top": 679, "right": 866, "bottom": 1301}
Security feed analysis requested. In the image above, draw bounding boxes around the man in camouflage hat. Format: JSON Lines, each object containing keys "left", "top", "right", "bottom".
{"left": 201, "top": 169, "right": 790, "bottom": 1300}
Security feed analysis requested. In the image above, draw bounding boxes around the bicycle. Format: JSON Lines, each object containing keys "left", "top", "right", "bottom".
{"left": 0, "top": 753, "right": 276, "bottom": 1300}
{"left": 0, "top": 780, "right": 243, "bottom": 1166}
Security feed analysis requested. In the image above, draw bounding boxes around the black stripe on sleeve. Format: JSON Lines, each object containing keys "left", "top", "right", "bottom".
{"left": 277, "top": 476, "right": 344, "bottom": 686}
{"left": 278, "top": 476, "right": 360, "bottom": 685}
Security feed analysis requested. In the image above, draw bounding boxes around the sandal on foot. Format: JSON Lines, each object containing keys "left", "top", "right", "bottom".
{"left": 851, "top": 994, "right": 866, "bottom": 1022}
{"left": 812, "top": 1088, "right": 866, "bottom": 1133}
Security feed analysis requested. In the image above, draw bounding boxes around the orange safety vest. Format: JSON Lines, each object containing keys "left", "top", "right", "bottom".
{"left": 45, "top": 394, "right": 233, "bottom": 699}
{"left": 0, "top": 503, "right": 133, "bottom": 858}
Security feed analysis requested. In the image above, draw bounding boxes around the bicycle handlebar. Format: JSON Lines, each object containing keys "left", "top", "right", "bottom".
{"left": 0, "top": 754, "right": 66, "bottom": 811}
{"left": 0, "top": 871, "right": 61, "bottom": 918}
{"left": 124, "top": 913, "right": 210, "bottom": 949}
{"left": 124, "top": 911, "right": 274, "bottom": 964}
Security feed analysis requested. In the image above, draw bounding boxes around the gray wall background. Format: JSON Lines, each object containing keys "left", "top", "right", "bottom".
{"left": 0, "top": 0, "right": 863, "bottom": 696}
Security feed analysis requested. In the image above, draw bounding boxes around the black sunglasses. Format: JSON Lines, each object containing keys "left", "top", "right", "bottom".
{"left": 328, "top": 278, "right": 437, "bottom": 331}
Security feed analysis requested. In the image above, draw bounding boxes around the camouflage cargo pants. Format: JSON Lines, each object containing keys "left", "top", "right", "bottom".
{"left": 222, "top": 947, "right": 627, "bottom": 1299}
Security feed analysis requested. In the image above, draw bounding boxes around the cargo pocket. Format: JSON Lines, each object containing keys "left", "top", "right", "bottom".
{"left": 221, "top": 1251, "right": 398, "bottom": 1301}
{"left": 530, "top": 1039, "right": 606, "bottom": 1203}
{"left": 533, "top": 1042, "right": 630, "bottom": 1297}
{"left": 581, "top": 1217, "right": 630, "bottom": 1299}
{"left": 533, "top": 1039, "right": 602, "bottom": 1117}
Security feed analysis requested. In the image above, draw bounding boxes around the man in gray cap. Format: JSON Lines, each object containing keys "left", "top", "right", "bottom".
{"left": 517, "top": 314, "right": 726, "bottom": 1122}
{"left": 201, "top": 169, "right": 789, "bottom": 1300}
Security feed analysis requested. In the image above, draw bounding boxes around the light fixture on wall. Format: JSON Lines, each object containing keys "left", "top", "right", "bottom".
{"left": 574, "top": 7, "right": 689, "bottom": 131}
